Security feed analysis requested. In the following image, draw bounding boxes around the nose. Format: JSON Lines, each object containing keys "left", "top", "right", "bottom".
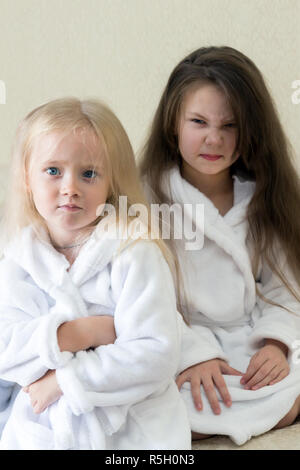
{"left": 60, "top": 173, "right": 81, "bottom": 197}
{"left": 205, "top": 127, "right": 223, "bottom": 147}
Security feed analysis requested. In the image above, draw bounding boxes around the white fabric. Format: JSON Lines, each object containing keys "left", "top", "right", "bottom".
{"left": 159, "top": 166, "right": 300, "bottom": 445}
{"left": 0, "top": 222, "right": 191, "bottom": 450}
{"left": 0, "top": 380, "right": 19, "bottom": 437}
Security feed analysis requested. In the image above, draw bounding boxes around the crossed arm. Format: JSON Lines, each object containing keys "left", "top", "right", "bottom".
{"left": 23, "top": 316, "right": 116, "bottom": 413}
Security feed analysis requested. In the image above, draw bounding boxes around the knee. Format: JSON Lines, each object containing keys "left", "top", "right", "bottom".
{"left": 274, "top": 396, "right": 300, "bottom": 430}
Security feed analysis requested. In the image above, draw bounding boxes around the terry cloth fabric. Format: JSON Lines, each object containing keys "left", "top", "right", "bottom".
{"left": 153, "top": 166, "right": 300, "bottom": 445}
{"left": 0, "top": 220, "right": 190, "bottom": 450}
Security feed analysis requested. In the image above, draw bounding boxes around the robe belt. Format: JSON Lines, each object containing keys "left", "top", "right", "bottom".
{"left": 187, "top": 311, "right": 252, "bottom": 328}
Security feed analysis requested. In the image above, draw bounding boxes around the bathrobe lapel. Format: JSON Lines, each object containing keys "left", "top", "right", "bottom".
{"left": 4, "top": 223, "right": 122, "bottom": 321}
{"left": 165, "top": 167, "right": 257, "bottom": 314}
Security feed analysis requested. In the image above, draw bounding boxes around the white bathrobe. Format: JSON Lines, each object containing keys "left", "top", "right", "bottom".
{"left": 0, "top": 222, "right": 191, "bottom": 450}
{"left": 155, "top": 167, "right": 300, "bottom": 445}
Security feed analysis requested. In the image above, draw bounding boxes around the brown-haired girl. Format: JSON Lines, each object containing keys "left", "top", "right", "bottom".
{"left": 140, "top": 46, "right": 300, "bottom": 445}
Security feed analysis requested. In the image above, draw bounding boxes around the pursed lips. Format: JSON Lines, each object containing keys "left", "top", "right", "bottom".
{"left": 58, "top": 204, "right": 82, "bottom": 211}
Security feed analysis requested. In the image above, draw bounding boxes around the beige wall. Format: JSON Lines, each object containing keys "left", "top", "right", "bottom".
{"left": 0, "top": 0, "right": 299, "bottom": 203}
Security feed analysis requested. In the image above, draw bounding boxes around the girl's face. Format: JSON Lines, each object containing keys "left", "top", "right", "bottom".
{"left": 178, "top": 83, "right": 239, "bottom": 181}
{"left": 28, "top": 129, "right": 110, "bottom": 246}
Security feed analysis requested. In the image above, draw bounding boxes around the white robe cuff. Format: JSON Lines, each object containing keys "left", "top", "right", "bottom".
{"left": 55, "top": 357, "right": 93, "bottom": 416}
{"left": 38, "top": 314, "right": 73, "bottom": 370}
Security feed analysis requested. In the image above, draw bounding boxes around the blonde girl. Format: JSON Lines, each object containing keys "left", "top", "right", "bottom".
{"left": 140, "top": 46, "right": 300, "bottom": 445}
{"left": 0, "top": 98, "right": 190, "bottom": 450}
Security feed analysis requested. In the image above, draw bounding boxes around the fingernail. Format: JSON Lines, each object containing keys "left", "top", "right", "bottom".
{"left": 197, "top": 403, "right": 202, "bottom": 410}
{"left": 240, "top": 378, "right": 245, "bottom": 384}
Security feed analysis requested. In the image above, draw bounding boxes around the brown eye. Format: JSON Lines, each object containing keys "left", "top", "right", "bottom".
{"left": 192, "top": 119, "right": 206, "bottom": 125}
{"left": 224, "top": 123, "right": 236, "bottom": 128}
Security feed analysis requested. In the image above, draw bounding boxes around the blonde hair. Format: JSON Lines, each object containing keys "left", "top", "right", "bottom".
{"left": 0, "top": 98, "right": 178, "bottom": 294}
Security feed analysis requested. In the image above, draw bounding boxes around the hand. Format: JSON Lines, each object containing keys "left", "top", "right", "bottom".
{"left": 23, "top": 370, "right": 63, "bottom": 414}
{"left": 241, "top": 339, "right": 289, "bottom": 390}
{"left": 176, "top": 359, "right": 243, "bottom": 415}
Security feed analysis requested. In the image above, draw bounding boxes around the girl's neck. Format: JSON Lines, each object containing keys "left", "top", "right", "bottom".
{"left": 55, "top": 245, "right": 81, "bottom": 267}
{"left": 48, "top": 228, "right": 92, "bottom": 266}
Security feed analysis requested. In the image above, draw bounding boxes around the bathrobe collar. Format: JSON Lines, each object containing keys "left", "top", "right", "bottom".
{"left": 4, "top": 220, "right": 124, "bottom": 295}
{"left": 163, "top": 166, "right": 257, "bottom": 313}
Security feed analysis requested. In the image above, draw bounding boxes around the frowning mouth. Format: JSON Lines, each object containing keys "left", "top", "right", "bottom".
{"left": 200, "top": 154, "right": 223, "bottom": 161}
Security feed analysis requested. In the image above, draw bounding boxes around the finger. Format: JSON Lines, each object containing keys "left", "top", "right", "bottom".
{"left": 251, "top": 364, "right": 279, "bottom": 390}
{"left": 222, "top": 363, "right": 244, "bottom": 376}
{"left": 31, "top": 398, "right": 38, "bottom": 409}
{"left": 241, "top": 355, "right": 268, "bottom": 385}
{"left": 202, "top": 378, "right": 221, "bottom": 415}
{"left": 22, "top": 386, "right": 29, "bottom": 393}
{"left": 175, "top": 372, "right": 189, "bottom": 390}
{"left": 33, "top": 402, "right": 44, "bottom": 414}
{"left": 269, "top": 367, "right": 290, "bottom": 386}
{"left": 190, "top": 377, "right": 203, "bottom": 411}
{"left": 243, "top": 361, "right": 274, "bottom": 389}
{"left": 213, "top": 372, "right": 232, "bottom": 407}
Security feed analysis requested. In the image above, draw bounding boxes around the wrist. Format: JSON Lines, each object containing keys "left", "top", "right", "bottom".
{"left": 264, "top": 338, "right": 288, "bottom": 356}
{"left": 90, "top": 316, "right": 116, "bottom": 348}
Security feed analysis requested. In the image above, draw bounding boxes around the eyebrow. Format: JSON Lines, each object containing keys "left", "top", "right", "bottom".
{"left": 42, "top": 159, "right": 104, "bottom": 169}
{"left": 42, "top": 159, "right": 68, "bottom": 165}
{"left": 186, "top": 112, "right": 235, "bottom": 122}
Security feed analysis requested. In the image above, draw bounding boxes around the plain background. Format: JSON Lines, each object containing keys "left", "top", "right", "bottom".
{"left": 0, "top": 0, "right": 299, "bottom": 204}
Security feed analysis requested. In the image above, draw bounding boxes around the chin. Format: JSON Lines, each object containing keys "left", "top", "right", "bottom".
{"left": 196, "top": 166, "right": 226, "bottom": 175}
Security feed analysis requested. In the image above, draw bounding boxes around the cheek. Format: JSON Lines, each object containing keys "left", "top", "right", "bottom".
{"left": 179, "top": 129, "right": 202, "bottom": 157}
{"left": 226, "top": 132, "right": 238, "bottom": 153}
{"left": 31, "top": 181, "right": 57, "bottom": 209}
{"left": 88, "top": 185, "right": 109, "bottom": 207}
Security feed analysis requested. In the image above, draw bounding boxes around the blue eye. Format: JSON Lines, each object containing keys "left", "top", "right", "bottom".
{"left": 46, "top": 167, "right": 60, "bottom": 176}
{"left": 83, "top": 170, "right": 97, "bottom": 179}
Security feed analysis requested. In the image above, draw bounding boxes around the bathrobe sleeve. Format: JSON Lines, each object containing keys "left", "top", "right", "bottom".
{"left": 55, "top": 241, "right": 181, "bottom": 415}
{"left": 177, "top": 317, "right": 228, "bottom": 373}
{"left": 248, "top": 254, "right": 300, "bottom": 352}
{"left": 0, "top": 258, "right": 72, "bottom": 386}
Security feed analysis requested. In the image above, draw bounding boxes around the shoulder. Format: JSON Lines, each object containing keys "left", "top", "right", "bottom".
{"left": 0, "top": 256, "right": 28, "bottom": 282}
{"left": 113, "top": 239, "right": 166, "bottom": 271}
{"left": 0, "top": 256, "right": 35, "bottom": 305}
{"left": 3, "top": 225, "right": 40, "bottom": 259}
{"left": 110, "top": 239, "right": 174, "bottom": 294}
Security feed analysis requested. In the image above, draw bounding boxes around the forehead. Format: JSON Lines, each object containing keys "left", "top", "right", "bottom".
{"left": 182, "top": 83, "right": 233, "bottom": 118}
{"left": 30, "top": 128, "right": 105, "bottom": 164}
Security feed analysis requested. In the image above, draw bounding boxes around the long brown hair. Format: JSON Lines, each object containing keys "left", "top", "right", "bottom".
{"left": 139, "top": 46, "right": 300, "bottom": 303}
